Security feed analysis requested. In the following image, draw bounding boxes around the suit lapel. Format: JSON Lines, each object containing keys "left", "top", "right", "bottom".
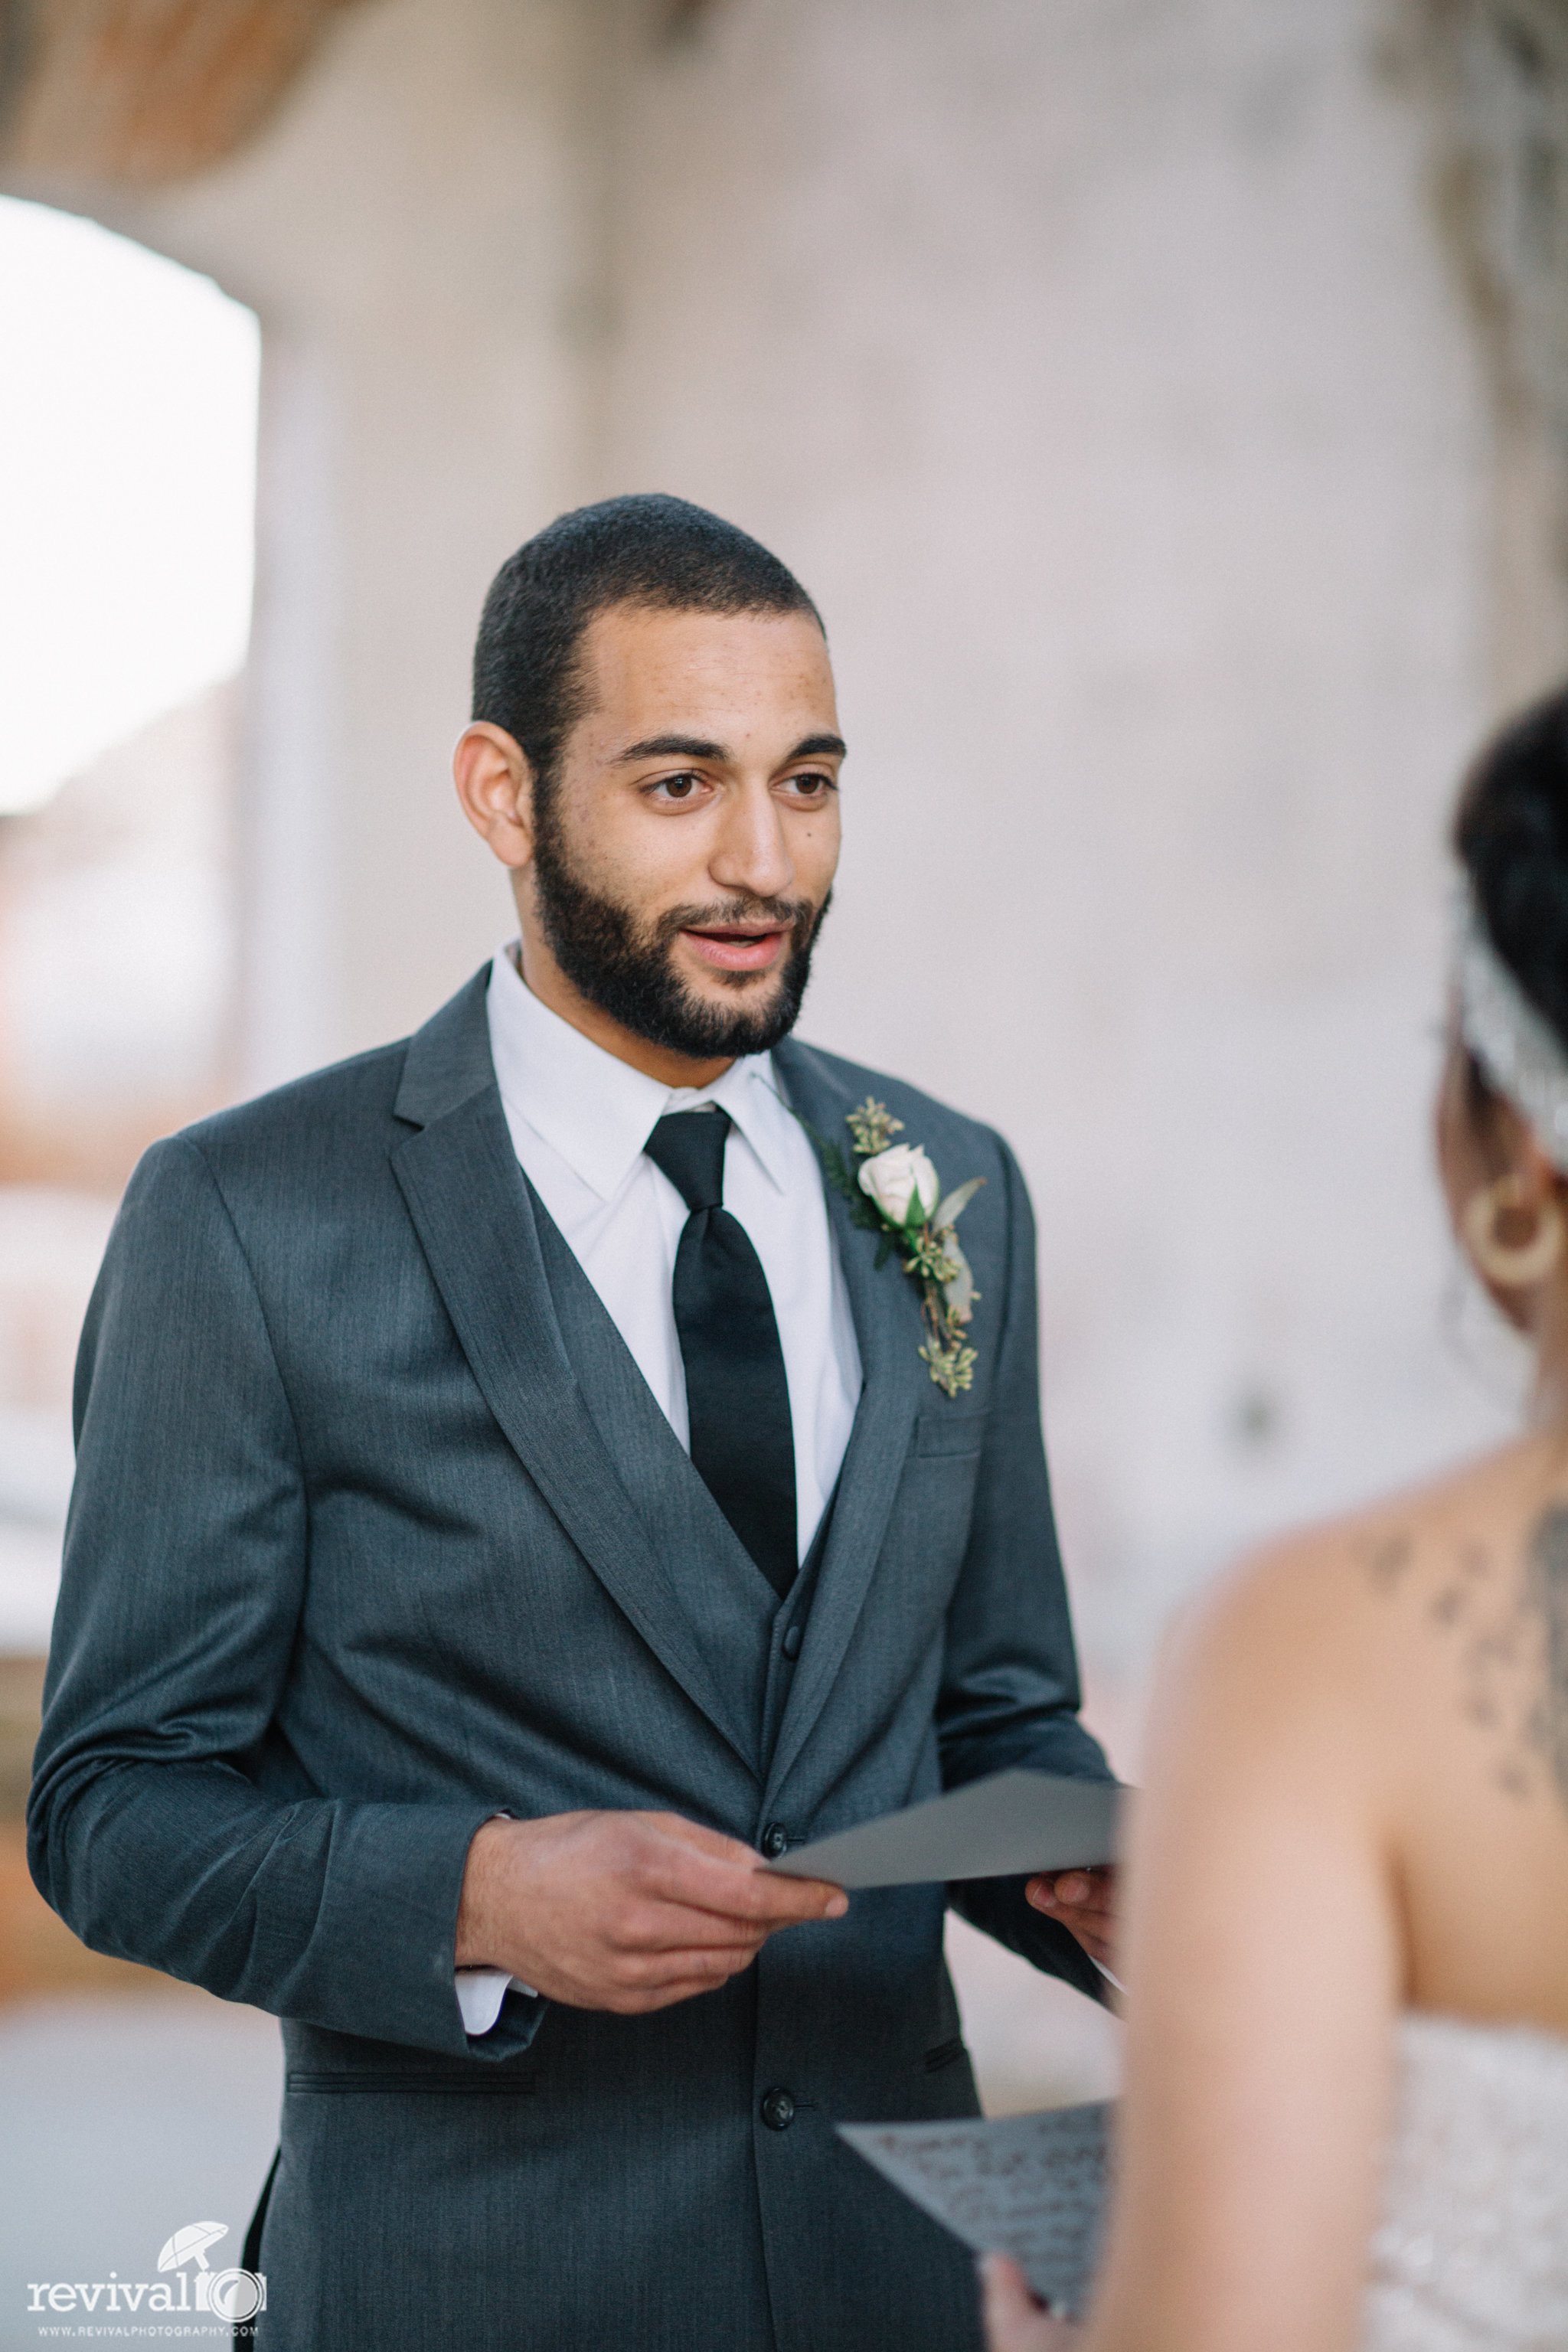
{"left": 764, "top": 1040, "right": 925, "bottom": 1799}
{"left": 389, "top": 973, "right": 756, "bottom": 1772}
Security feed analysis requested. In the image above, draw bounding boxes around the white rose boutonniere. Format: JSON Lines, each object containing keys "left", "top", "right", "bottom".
{"left": 858, "top": 1142, "right": 940, "bottom": 1227}
{"left": 800, "top": 1099, "right": 984, "bottom": 1396}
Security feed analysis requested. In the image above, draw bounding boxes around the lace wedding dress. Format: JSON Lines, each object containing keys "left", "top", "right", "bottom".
{"left": 1362, "top": 2013, "right": 1568, "bottom": 2349}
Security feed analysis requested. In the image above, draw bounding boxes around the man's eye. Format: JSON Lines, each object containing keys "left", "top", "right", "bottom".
{"left": 783, "top": 772, "right": 834, "bottom": 798}
{"left": 651, "top": 773, "right": 701, "bottom": 801}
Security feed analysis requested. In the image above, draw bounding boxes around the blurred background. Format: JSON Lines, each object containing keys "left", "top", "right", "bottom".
{"left": 0, "top": 0, "right": 1563, "bottom": 2327}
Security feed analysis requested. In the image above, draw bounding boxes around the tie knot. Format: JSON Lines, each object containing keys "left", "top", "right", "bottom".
{"left": 645, "top": 1106, "right": 732, "bottom": 1214}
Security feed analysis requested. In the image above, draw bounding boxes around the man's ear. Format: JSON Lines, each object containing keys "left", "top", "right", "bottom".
{"left": 453, "top": 723, "right": 537, "bottom": 871}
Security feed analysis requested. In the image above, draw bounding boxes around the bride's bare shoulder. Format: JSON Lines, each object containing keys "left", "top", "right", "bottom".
{"left": 1161, "top": 1438, "right": 1562, "bottom": 1715}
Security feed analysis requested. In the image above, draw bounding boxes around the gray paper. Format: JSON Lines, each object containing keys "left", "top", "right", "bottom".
{"left": 766, "top": 1769, "right": 1124, "bottom": 1889}
{"left": 838, "top": 2102, "right": 1112, "bottom": 2317}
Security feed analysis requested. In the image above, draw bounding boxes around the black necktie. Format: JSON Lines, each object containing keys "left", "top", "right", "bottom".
{"left": 644, "top": 1108, "right": 797, "bottom": 1598}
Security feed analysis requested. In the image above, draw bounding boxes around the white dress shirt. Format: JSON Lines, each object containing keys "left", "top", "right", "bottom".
{"left": 456, "top": 947, "right": 862, "bottom": 2035}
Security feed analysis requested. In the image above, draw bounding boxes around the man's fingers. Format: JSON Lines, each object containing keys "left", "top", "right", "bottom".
{"left": 545, "top": 1933, "right": 763, "bottom": 2012}
{"left": 1024, "top": 1867, "right": 1118, "bottom": 1972}
{"left": 477, "top": 1812, "right": 850, "bottom": 2014}
{"left": 980, "top": 2253, "right": 1077, "bottom": 2350}
{"left": 599, "top": 1813, "right": 846, "bottom": 1928}
{"left": 1026, "top": 1867, "right": 1114, "bottom": 1917}
{"left": 611, "top": 1940, "right": 759, "bottom": 1988}
{"left": 1055, "top": 1868, "right": 1112, "bottom": 1909}
{"left": 726, "top": 1867, "right": 848, "bottom": 1925}
{"left": 640, "top": 1812, "right": 762, "bottom": 1866}
{"left": 608, "top": 1896, "right": 769, "bottom": 1956}
{"left": 636, "top": 1839, "right": 846, "bottom": 1927}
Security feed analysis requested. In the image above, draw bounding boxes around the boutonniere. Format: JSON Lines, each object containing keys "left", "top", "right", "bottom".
{"left": 804, "top": 1098, "right": 984, "bottom": 1397}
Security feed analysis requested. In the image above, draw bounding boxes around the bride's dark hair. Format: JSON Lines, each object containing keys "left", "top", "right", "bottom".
{"left": 1455, "top": 686, "right": 1568, "bottom": 1076}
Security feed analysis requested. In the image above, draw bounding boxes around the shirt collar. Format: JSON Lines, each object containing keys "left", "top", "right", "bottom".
{"left": 486, "top": 946, "right": 793, "bottom": 1202}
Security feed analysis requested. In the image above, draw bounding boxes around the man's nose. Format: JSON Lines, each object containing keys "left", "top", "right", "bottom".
{"left": 708, "top": 781, "right": 795, "bottom": 901}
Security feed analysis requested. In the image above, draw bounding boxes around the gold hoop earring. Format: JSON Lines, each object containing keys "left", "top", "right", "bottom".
{"left": 1462, "top": 1174, "right": 1566, "bottom": 1287}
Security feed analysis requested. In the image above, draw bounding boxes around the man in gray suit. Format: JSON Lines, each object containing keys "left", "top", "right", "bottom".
{"left": 30, "top": 495, "right": 1114, "bottom": 2351}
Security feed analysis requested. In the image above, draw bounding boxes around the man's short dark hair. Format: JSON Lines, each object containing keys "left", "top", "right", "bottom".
{"left": 471, "top": 493, "right": 824, "bottom": 799}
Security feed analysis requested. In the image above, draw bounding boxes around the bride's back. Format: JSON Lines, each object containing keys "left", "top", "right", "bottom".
{"left": 1074, "top": 693, "right": 1568, "bottom": 2352}
{"left": 1078, "top": 1439, "right": 1568, "bottom": 2352}
{"left": 1344, "top": 1439, "right": 1568, "bottom": 2034}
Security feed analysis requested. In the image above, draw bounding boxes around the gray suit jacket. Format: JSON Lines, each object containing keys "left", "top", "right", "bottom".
{"left": 29, "top": 972, "right": 1111, "bottom": 2352}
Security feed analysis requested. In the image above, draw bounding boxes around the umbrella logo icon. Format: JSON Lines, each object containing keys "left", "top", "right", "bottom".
{"left": 156, "top": 2220, "right": 266, "bottom": 2324}
{"left": 158, "top": 2221, "right": 227, "bottom": 2274}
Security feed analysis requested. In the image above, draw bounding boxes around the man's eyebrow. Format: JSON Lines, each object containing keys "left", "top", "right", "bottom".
{"left": 615, "top": 734, "right": 728, "bottom": 764}
{"left": 612, "top": 731, "right": 848, "bottom": 766}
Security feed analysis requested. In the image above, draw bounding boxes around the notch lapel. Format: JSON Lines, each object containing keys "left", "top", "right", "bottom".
{"left": 389, "top": 975, "right": 757, "bottom": 1772}
{"left": 763, "top": 1041, "right": 925, "bottom": 1800}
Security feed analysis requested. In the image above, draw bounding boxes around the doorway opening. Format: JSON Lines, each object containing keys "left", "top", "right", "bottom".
{"left": 0, "top": 194, "right": 258, "bottom": 1654}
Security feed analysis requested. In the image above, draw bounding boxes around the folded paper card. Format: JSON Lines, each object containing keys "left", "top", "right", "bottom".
{"left": 839, "top": 2102, "right": 1112, "bottom": 2317}
{"left": 765, "top": 1768, "right": 1125, "bottom": 1889}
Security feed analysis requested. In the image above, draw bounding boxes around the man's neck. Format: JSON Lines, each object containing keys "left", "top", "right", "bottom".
{"left": 509, "top": 940, "right": 736, "bottom": 1091}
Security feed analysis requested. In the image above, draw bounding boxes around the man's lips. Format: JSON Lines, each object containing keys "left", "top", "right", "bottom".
{"left": 679, "top": 925, "right": 790, "bottom": 974}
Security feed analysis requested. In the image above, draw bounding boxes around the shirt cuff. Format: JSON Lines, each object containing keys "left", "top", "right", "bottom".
{"left": 455, "top": 1968, "right": 536, "bottom": 2037}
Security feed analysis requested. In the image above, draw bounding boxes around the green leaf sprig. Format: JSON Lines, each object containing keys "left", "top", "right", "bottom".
{"left": 804, "top": 1098, "right": 984, "bottom": 1396}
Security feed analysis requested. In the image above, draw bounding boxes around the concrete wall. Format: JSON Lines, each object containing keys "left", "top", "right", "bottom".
{"left": 5, "top": 0, "right": 1544, "bottom": 1687}
{"left": 596, "top": 0, "right": 1515, "bottom": 1683}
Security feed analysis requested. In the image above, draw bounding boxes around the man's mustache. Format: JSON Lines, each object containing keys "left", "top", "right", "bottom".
{"left": 652, "top": 895, "right": 826, "bottom": 947}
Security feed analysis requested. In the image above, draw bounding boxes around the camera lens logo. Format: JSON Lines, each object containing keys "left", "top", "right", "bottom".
{"left": 157, "top": 2221, "right": 267, "bottom": 2324}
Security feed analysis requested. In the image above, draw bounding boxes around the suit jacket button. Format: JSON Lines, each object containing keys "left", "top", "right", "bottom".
{"left": 782, "top": 1623, "right": 802, "bottom": 1660}
{"left": 760, "top": 2087, "right": 795, "bottom": 2132}
{"left": 761, "top": 1822, "right": 789, "bottom": 1859}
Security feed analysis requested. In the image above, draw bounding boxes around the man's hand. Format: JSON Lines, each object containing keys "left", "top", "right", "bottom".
{"left": 979, "top": 2255, "right": 1080, "bottom": 2350}
{"left": 1024, "top": 1864, "right": 1117, "bottom": 1972}
{"left": 456, "top": 1811, "right": 848, "bottom": 2014}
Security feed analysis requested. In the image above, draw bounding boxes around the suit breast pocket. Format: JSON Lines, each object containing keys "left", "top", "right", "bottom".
{"left": 911, "top": 1408, "right": 990, "bottom": 1462}
{"left": 882, "top": 1409, "right": 991, "bottom": 1616}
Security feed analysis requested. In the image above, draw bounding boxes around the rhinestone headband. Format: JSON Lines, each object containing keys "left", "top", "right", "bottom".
{"left": 1455, "top": 883, "right": 1568, "bottom": 1172}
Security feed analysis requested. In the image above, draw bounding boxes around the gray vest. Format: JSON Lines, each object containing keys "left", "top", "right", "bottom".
{"left": 531, "top": 1191, "right": 839, "bottom": 1782}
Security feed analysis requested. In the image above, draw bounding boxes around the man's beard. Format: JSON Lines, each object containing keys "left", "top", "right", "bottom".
{"left": 530, "top": 812, "right": 829, "bottom": 1062}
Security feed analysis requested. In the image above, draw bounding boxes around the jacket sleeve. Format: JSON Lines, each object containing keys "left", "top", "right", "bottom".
{"left": 26, "top": 1134, "right": 541, "bottom": 2061}
{"left": 938, "top": 1133, "right": 1116, "bottom": 2004}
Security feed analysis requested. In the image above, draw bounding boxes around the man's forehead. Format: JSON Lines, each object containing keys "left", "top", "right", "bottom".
{"left": 579, "top": 602, "right": 835, "bottom": 723}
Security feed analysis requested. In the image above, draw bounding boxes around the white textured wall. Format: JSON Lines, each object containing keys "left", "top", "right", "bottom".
{"left": 597, "top": 0, "right": 1513, "bottom": 1685}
